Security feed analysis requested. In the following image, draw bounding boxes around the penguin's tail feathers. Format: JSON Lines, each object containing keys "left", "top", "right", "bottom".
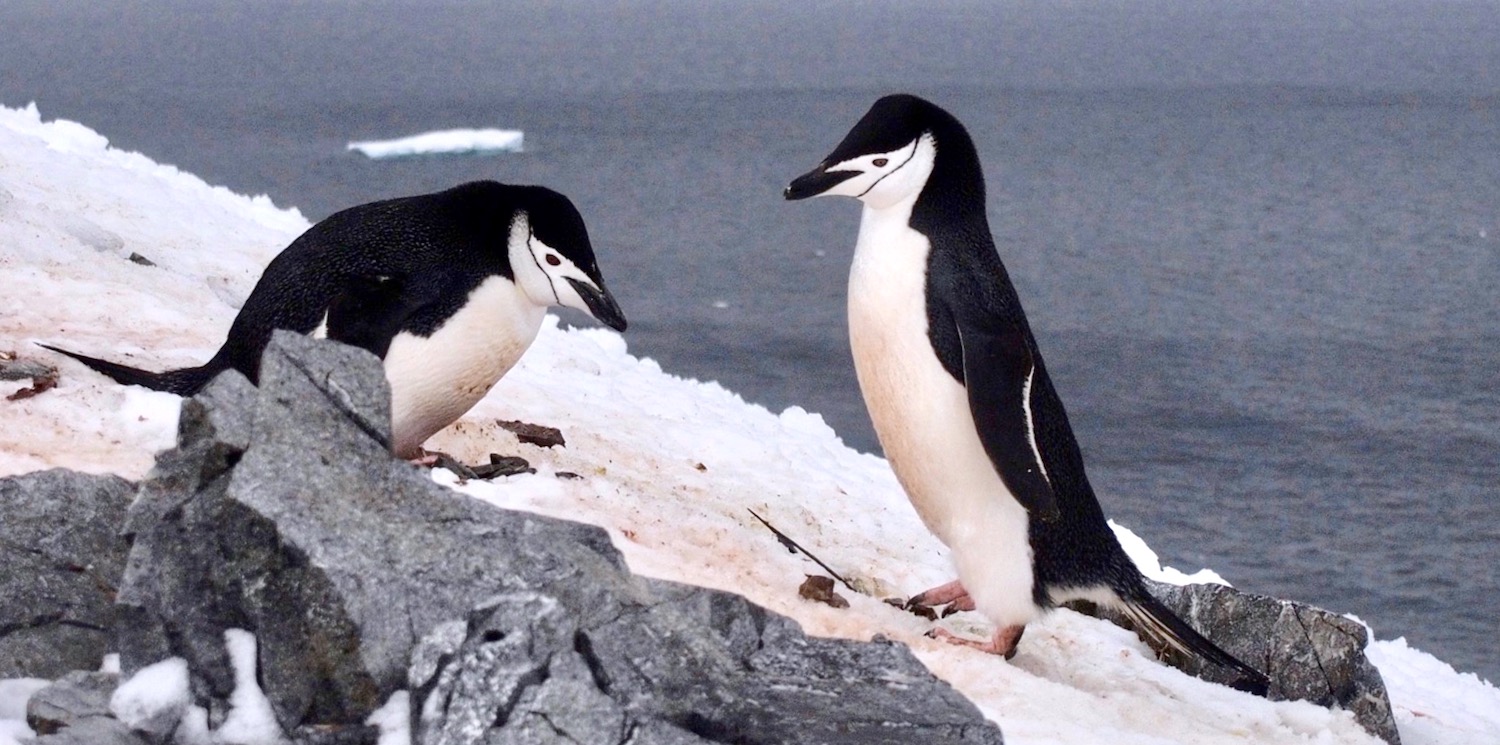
{"left": 38, "top": 344, "right": 211, "bottom": 396}
{"left": 1117, "top": 587, "right": 1271, "bottom": 697}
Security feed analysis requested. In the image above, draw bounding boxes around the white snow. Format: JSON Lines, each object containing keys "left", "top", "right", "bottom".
{"left": 101, "top": 631, "right": 288, "bottom": 745}
{"left": 109, "top": 656, "right": 191, "bottom": 734}
{"left": 215, "top": 630, "right": 287, "bottom": 744}
{"left": 347, "top": 128, "right": 524, "bottom": 159}
{"left": 2, "top": 102, "right": 1497, "bottom": 744}
{"left": 367, "top": 691, "right": 412, "bottom": 745}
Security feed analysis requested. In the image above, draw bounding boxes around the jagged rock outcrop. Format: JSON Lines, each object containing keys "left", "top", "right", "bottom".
{"left": 1070, "top": 579, "right": 1399, "bottom": 744}
{"left": 111, "top": 332, "right": 1003, "bottom": 744}
{"left": 0, "top": 469, "right": 134, "bottom": 678}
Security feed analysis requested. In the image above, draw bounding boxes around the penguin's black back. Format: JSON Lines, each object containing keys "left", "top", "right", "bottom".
{"left": 889, "top": 96, "right": 1141, "bottom": 599}
{"left": 893, "top": 94, "right": 1266, "bottom": 691}
{"left": 201, "top": 180, "right": 529, "bottom": 388}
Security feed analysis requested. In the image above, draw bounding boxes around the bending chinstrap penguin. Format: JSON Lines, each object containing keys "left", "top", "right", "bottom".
{"left": 44, "top": 180, "right": 627, "bottom": 458}
{"left": 784, "top": 94, "right": 1268, "bottom": 694}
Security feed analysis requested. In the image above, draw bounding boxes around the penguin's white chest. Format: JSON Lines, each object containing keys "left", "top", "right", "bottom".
{"left": 848, "top": 204, "right": 1036, "bottom": 626}
{"left": 383, "top": 276, "right": 544, "bottom": 457}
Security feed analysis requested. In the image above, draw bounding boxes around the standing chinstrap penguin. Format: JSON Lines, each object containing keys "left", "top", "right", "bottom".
{"left": 44, "top": 180, "right": 627, "bottom": 458}
{"left": 784, "top": 94, "right": 1267, "bottom": 694}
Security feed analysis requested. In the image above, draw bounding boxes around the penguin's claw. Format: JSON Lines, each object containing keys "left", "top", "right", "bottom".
{"left": 409, "top": 453, "right": 442, "bottom": 467}
{"left": 408, "top": 450, "right": 477, "bottom": 479}
{"left": 906, "top": 579, "right": 975, "bottom": 612}
{"left": 927, "top": 625, "right": 1026, "bottom": 659}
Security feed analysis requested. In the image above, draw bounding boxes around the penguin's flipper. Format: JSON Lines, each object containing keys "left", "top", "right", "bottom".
{"left": 322, "top": 273, "right": 423, "bottom": 359}
{"left": 1117, "top": 587, "right": 1271, "bottom": 696}
{"left": 36, "top": 343, "right": 210, "bottom": 395}
{"left": 956, "top": 322, "right": 1060, "bottom": 520}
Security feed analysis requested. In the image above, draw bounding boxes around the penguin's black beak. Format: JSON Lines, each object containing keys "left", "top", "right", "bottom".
{"left": 566, "top": 276, "right": 628, "bottom": 332}
{"left": 784, "top": 163, "right": 858, "bottom": 201}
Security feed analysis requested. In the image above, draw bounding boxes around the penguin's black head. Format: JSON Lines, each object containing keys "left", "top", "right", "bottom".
{"left": 508, "top": 186, "right": 628, "bottom": 332}
{"left": 785, "top": 94, "right": 976, "bottom": 210}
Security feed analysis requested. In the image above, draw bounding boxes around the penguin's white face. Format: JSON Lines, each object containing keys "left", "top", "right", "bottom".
{"left": 789, "top": 134, "right": 937, "bottom": 211}
{"left": 509, "top": 213, "right": 591, "bottom": 310}
{"left": 507, "top": 212, "right": 628, "bottom": 331}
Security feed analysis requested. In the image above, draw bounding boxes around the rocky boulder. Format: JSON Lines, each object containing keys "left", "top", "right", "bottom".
{"left": 112, "top": 332, "right": 1003, "bottom": 744}
{"left": 0, "top": 468, "right": 134, "bottom": 678}
{"left": 1070, "top": 579, "right": 1399, "bottom": 745}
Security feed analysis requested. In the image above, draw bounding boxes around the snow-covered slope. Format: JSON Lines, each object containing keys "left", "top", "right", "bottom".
{"left": 2, "top": 104, "right": 1496, "bottom": 745}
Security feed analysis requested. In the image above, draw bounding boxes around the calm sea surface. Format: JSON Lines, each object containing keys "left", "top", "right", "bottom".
{"left": 3, "top": 1, "right": 1497, "bottom": 682}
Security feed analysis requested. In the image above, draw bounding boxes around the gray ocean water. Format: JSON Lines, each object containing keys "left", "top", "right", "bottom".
{"left": 3, "top": 1, "right": 1497, "bottom": 683}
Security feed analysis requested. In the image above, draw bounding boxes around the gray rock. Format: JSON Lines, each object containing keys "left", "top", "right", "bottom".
{"left": 0, "top": 468, "right": 135, "bottom": 677}
{"left": 415, "top": 584, "right": 1000, "bottom": 745}
{"left": 115, "top": 333, "right": 1002, "bottom": 744}
{"left": 0, "top": 354, "right": 56, "bottom": 381}
{"left": 26, "top": 670, "right": 119, "bottom": 736}
{"left": 31, "top": 715, "right": 150, "bottom": 745}
{"left": 1070, "top": 579, "right": 1399, "bottom": 745}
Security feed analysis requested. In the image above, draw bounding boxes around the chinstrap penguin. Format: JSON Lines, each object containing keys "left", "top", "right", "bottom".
{"left": 44, "top": 180, "right": 627, "bottom": 458}
{"left": 784, "top": 94, "right": 1268, "bottom": 694}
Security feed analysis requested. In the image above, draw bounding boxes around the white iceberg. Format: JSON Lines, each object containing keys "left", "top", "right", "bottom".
{"left": 346, "top": 128, "right": 524, "bottom": 159}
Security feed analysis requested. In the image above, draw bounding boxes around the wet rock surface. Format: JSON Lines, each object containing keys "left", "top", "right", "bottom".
{"left": 0, "top": 469, "right": 134, "bottom": 678}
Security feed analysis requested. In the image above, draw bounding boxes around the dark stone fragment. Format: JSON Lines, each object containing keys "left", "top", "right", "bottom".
{"left": 471, "top": 454, "right": 534, "bottom": 479}
{"left": 0, "top": 469, "right": 134, "bottom": 678}
{"left": 888, "top": 596, "right": 938, "bottom": 621}
{"left": 798, "top": 575, "right": 850, "bottom": 609}
{"left": 127, "top": 252, "right": 157, "bottom": 266}
{"left": 431, "top": 453, "right": 479, "bottom": 480}
{"left": 497, "top": 419, "right": 566, "bottom": 448}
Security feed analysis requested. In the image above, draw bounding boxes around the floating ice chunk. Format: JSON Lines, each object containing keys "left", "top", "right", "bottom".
{"left": 347, "top": 129, "right": 524, "bottom": 159}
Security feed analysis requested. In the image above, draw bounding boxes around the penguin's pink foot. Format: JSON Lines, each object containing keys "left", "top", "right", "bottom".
{"left": 906, "top": 579, "right": 976, "bottom": 612}
{"left": 928, "top": 624, "right": 1027, "bottom": 660}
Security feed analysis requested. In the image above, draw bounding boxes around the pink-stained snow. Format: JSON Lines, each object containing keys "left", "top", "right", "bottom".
{"left": 2, "top": 103, "right": 1496, "bottom": 745}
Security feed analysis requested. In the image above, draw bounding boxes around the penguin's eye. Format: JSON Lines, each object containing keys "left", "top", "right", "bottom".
{"left": 546, "top": 254, "right": 562, "bottom": 267}
{"left": 872, "top": 158, "right": 889, "bottom": 167}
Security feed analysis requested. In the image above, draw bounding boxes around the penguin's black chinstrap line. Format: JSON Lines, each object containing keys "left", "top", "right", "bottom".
{"left": 747, "top": 509, "right": 856, "bottom": 593}
{"left": 855, "top": 137, "right": 921, "bottom": 199}
{"left": 527, "top": 230, "right": 562, "bottom": 305}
